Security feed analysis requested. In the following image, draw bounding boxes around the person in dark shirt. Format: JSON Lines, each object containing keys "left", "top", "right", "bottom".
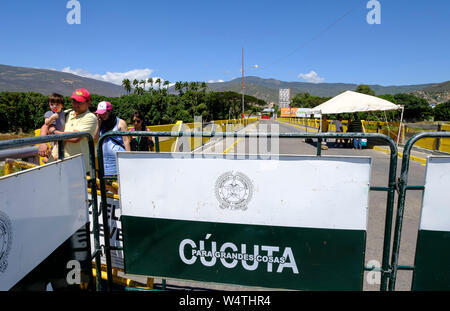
{"left": 349, "top": 114, "right": 363, "bottom": 149}
{"left": 130, "top": 111, "right": 154, "bottom": 151}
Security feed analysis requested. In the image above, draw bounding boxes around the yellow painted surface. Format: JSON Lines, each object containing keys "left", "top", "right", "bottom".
{"left": 3, "top": 159, "right": 38, "bottom": 176}
{"left": 92, "top": 265, "right": 154, "bottom": 290}
{"left": 439, "top": 124, "right": 450, "bottom": 153}
{"left": 415, "top": 138, "right": 437, "bottom": 150}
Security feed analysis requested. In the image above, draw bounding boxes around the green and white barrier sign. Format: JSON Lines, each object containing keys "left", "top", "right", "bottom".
{"left": 88, "top": 195, "right": 123, "bottom": 269}
{"left": 413, "top": 157, "right": 450, "bottom": 290}
{"left": 117, "top": 153, "right": 371, "bottom": 290}
{"left": 0, "top": 156, "right": 89, "bottom": 290}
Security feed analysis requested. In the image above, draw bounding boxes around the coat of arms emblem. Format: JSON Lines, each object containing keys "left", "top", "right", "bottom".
{"left": 0, "top": 211, "right": 12, "bottom": 273}
{"left": 215, "top": 171, "right": 253, "bottom": 210}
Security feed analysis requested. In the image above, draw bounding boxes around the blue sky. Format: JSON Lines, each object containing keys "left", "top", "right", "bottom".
{"left": 0, "top": 0, "right": 449, "bottom": 86}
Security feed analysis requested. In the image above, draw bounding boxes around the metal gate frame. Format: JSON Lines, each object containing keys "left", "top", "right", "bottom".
{"left": 97, "top": 130, "right": 399, "bottom": 291}
{"left": 389, "top": 131, "right": 450, "bottom": 291}
{"left": 0, "top": 132, "right": 102, "bottom": 291}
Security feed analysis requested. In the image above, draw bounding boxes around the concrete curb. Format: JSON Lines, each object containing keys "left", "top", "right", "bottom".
{"left": 276, "top": 119, "right": 429, "bottom": 164}
{"left": 371, "top": 146, "right": 427, "bottom": 164}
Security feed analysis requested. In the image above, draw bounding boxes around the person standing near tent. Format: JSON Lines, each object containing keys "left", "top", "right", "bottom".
{"left": 321, "top": 114, "right": 329, "bottom": 150}
{"left": 334, "top": 115, "right": 344, "bottom": 147}
{"left": 349, "top": 113, "right": 363, "bottom": 150}
{"left": 344, "top": 115, "right": 352, "bottom": 148}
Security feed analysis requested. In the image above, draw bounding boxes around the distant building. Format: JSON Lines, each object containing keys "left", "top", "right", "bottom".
{"left": 264, "top": 101, "right": 276, "bottom": 109}
{"left": 279, "top": 89, "right": 291, "bottom": 108}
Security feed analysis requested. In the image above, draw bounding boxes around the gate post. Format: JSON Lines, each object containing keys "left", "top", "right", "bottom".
{"left": 389, "top": 131, "right": 450, "bottom": 291}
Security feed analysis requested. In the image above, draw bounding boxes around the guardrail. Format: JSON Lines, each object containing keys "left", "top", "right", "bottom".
{"left": 390, "top": 131, "right": 450, "bottom": 290}
{"left": 278, "top": 117, "right": 450, "bottom": 153}
{"left": 6, "top": 126, "right": 449, "bottom": 290}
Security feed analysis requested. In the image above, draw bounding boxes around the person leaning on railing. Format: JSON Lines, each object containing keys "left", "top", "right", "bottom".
{"left": 93, "top": 101, "right": 130, "bottom": 195}
{"left": 129, "top": 111, "right": 154, "bottom": 152}
{"left": 38, "top": 88, "right": 98, "bottom": 175}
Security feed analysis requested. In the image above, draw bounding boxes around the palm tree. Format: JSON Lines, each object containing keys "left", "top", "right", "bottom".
{"left": 155, "top": 78, "right": 162, "bottom": 90}
{"left": 161, "top": 80, "right": 170, "bottom": 96}
{"left": 200, "top": 82, "right": 207, "bottom": 93}
{"left": 132, "top": 79, "right": 139, "bottom": 94}
{"left": 135, "top": 86, "right": 144, "bottom": 95}
{"left": 140, "top": 80, "right": 146, "bottom": 91}
{"left": 147, "top": 78, "right": 154, "bottom": 90}
{"left": 175, "top": 81, "right": 183, "bottom": 96}
{"left": 122, "top": 79, "right": 131, "bottom": 95}
{"left": 189, "top": 82, "right": 199, "bottom": 92}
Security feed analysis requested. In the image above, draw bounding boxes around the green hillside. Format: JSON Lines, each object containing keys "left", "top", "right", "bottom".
{"left": 206, "top": 76, "right": 437, "bottom": 103}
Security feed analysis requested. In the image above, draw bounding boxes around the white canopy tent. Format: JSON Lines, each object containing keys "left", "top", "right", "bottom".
{"left": 310, "top": 90, "right": 404, "bottom": 145}
{"left": 311, "top": 90, "right": 401, "bottom": 114}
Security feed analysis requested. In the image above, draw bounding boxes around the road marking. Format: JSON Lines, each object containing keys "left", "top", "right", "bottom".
{"left": 372, "top": 146, "right": 427, "bottom": 164}
{"left": 275, "top": 120, "right": 319, "bottom": 133}
{"left": 223, "top": 137, "right": 243, "bottom": 154}
{"left": 222, "top": 121, "right": 260, "bottom": 154}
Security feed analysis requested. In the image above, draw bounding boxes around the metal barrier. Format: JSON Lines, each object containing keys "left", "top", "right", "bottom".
{"left": 3, "top": 128, "right": 449, "bottom": 290}
{"left": 389, "top": 131, "right": 450, "bottom": 290}
{"left": 0, "top": 146, "right": 39, "bottom": 162}
{"left": 0, "top": 132, "right": 102, "bottom": 291}
{"left": 96, "top": 130, "right": 399, "bottom": 291}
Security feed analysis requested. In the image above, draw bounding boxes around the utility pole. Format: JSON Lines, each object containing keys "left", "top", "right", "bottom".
{"left": 242, "top": 47, "right": 244, "bottom": 119}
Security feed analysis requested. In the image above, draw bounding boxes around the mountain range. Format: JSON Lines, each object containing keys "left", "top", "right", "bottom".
{"left": 206, "top": 76, "right": 450, "bottom": 104}
{"left": 0, "top": 64, "right": 124, "bottom": 97}
{"left": 1, "top": 64, "right": 448, "bottom": 104}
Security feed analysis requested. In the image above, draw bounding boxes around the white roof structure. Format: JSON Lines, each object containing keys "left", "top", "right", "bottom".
{"left": 311, "top": 90, "right": 401, "bottom": 115}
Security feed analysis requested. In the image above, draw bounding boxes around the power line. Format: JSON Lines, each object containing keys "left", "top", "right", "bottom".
{"left": 265, "top": 4, "right": 359, "bottom": 69}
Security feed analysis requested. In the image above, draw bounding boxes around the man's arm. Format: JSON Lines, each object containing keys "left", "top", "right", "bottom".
{"left": 65, "top": 113, "right": 98, "bottom": 143}
{"left": 37, "top": 124, "right": 50, "bottom": 157}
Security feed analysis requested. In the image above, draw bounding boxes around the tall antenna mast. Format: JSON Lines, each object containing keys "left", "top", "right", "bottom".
{"left": 242, "top": 47, "right": 244, "bottom": 119}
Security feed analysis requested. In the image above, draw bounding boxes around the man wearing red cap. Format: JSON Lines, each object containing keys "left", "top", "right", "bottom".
{"left": 38, "top": 88, "right": 98, "bottom": 174}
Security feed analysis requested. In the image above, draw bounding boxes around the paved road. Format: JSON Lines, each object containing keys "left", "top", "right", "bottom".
{"left": 134, "top": 119, "right": 427, "bottom": 291}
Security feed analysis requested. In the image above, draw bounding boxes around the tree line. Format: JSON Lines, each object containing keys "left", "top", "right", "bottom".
{"left": 0, "top": 82, "right": 266, "bottom": 133}
{"left": 290, "top": 84, "right": 450, "bottom": 122}
{"left": 1, "top": 82, "right": 448, "bottom": 134}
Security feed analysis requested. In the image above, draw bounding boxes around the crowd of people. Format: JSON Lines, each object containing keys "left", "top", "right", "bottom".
{"left": 320, "top": 114, "right": 365, "bottom": 150}
{"left": 37, "top": 88, "right": 155, "bottom": 183}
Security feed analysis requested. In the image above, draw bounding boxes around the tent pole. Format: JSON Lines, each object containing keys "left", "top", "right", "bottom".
{"left": 319, "top": 113, "right": 322, "bottom": 133}
{"left": 396, "top": 106, "right": 404, "bottom": 146}
{"left": 384, "top": 110, "right": 391, "bottom": 138}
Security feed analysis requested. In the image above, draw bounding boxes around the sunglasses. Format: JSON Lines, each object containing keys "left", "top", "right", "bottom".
{"left": 133, "top": 119, "right": 142, "bottom": 123}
